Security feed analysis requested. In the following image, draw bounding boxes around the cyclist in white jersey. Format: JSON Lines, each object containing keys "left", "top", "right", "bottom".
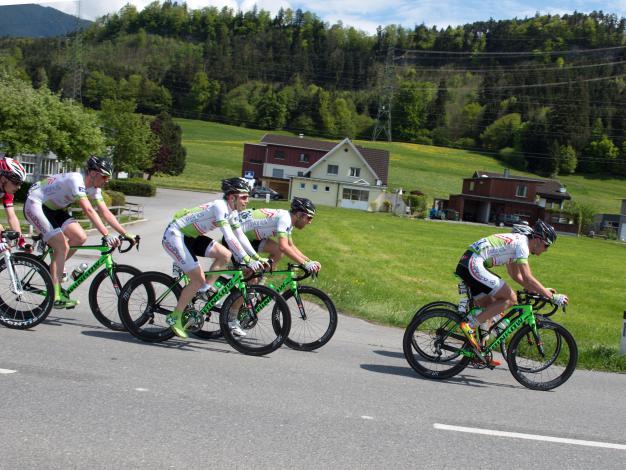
{"left": 455, "top": 219, "right": 568, "bottom": 358}
{"left": 24, "top": 157, "right": 134, "bottom": 309}
{"left": 0, "top": 158, "right": 27, "bottom": 251}
{"left": 238, "top": 197, "right": 321, "bottom": 273}
{"left": 163, "top": 177, "right": 268, "bottom": 338}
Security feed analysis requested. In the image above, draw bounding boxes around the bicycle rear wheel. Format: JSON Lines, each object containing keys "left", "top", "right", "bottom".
{"left": 281, "top": 285, "right": 337, "bottom": 351}
{"left": 220, "top": 285, "right": 291, "bottom": 356}
{"left": 507, "top": 321, "right": 578, "bottom": 391}
{"left": 403, "top": 308, "right": 470, "bottom": 380}
{"left": 89, "top": 264, "right": 141, "bottom": 331}
{"left": 0, "top": 254, "right": 54, "bottom": 329}
{"left": 118, "top": 271, "right": 179, "bottom": 343}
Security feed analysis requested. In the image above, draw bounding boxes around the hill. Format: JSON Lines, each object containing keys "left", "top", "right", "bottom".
{"left": 0, "top": 4, "right": 91, "bottom": 38}
{"left": 157, "top": 118, "right": 626, "bottom": 215}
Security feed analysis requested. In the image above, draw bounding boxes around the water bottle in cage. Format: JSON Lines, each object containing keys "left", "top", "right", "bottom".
{"left": 71, "top": 263, "right": 89, "bottom": 280}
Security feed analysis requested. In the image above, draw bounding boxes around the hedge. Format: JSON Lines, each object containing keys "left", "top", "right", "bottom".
{"left": 104, "top": 190, "right": 126, "bottom": 207}
{"left": 107, "top": 178, "right": 156, "bottom": 197}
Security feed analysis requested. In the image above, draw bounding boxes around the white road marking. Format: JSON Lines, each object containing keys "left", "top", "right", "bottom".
{"left": 0, "top": 368, "right": 17, "bottom": 374}
{"left": 434, "top": 423, "right": 626, "bottom": 451}
{"left": 134, "top": 388, "right": 149, "bottom": 392}
{"left": 361, "top": 416, "right": 374, "bottom": 420}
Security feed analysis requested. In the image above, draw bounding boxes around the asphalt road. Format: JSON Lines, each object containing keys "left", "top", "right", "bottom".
{"left": 1, "top": 188, "right": 625, "bottom": 469}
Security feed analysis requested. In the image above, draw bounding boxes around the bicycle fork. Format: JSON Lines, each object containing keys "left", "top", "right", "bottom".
{"left": 3, "top": 252, "right": 23, "bottom": 297}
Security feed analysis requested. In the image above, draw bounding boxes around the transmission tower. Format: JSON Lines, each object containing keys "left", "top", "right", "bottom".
{"left": 372, "top": 45, "right": 395, "bottom": 142}
{"left": 68, "top": 0, "right": 83, "bottom": 102}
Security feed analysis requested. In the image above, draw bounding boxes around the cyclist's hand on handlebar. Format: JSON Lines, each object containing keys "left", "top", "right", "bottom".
{"left": 246, "top": 258, "right": 264, "bottom": 272}
{"left": 121, "top": 232, "right": 137, "bottom": 246}
{"left": 103, "top": 235, "right": 122, "bottom": 248}
{"left": 303, "top": 260, "right": 321, "bottom": 273}
{"left": 0, "top": 242, "right": 10, "bottom": 252}
{"left": 551, "top": 293, "right": 568, "bottom": 306}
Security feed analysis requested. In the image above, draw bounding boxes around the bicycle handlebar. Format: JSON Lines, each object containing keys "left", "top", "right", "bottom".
{"left": 101, "top": 235, "right": 142, "bottom": 255}
{"left": 516, "top": 290, "right": 567, "bottom": 313}
{"left": 286, "top": 263, "right": 315, "bottom": 282}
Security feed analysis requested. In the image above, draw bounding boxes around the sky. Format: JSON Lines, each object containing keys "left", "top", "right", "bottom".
{"left": 1, "top": 0, "right": 626, "bottom": 33}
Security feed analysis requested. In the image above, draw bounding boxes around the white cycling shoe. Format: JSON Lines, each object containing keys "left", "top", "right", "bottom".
{"left": 228, "top": 320, "right": 247, "bottom": 337}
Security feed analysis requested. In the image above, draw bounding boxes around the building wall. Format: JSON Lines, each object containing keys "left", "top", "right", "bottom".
{"left": 290, "top": 178, "right": 340, "bottom": 206}
{"left": 309, "top": 143, "right": 377, "bottom": 185}
{"left": 463, "top": 177, "right": 539, "bottom": 202}
{"left": 241, "top": 143, "right": 266, "bottom": 180}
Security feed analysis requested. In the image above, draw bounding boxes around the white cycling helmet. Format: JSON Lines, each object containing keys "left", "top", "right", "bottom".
{"left": 0, "top": 157, "right": 26, "bottom": 185}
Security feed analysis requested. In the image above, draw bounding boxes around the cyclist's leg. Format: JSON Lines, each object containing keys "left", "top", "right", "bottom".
{"left": 258, "top": 238, "right": 282, "bottom": 264}
{"left": 195, "top": 237, "right": 230, "bottom": 286}
{"left": 61, "top": 220, "right": 87, "bottom": 261}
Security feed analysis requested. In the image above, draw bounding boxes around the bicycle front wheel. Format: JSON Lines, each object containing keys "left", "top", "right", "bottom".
{"left": 0, "top": 254, "right": 54, "bottom": 329}
{"left": 220, "top": 285, "right": 291, "bottom": 356}
{"left": 118, "top": 271, "right": 179, "bottom": 343}
{"left": 89, "top": 264, "right": 141, "bottom": 331}
{"left": 403, "top": 308, "right": 470, "bottom": 380}
{"left": 282, "top": 285, "right": 337, "bottom": 351}
{"left": 507, "top": 321, "right": 578, "bottom": 391}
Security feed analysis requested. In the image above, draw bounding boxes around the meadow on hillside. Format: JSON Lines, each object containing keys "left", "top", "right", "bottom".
{"left": 161, "top": 118, "right": 626, "bottom": 215}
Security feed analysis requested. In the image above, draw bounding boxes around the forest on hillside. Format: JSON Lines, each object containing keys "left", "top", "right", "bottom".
{"left": 2, "top": 2, "right": 626, "bottom": 177}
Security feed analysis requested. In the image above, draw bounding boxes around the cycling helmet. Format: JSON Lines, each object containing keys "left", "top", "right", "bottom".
{"left": 533, "top": 219, "right": 557, "bottom": 246}
{"left": 86, "top": 156, "right": 114, "bottom": 177}
{"left": 0, "top": 157, "right": 26, "bottom": 185}
{"left": 291, "top": 197, "right": 316, "bottom": 217}
{"left": 512, "top": 223, "right": 534, "bottom": 237}
{"left": 221, "top": 177, "right": 251, "bottom": 196}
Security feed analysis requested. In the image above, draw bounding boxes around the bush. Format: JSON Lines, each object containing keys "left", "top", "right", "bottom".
{"left": 403, "top": 194, "right": 427, "bottom": 215}
{"left": 107, "top": 178, "right": 156, "bottom": 196}
{"left": 454, "top": 137, "right": 476, "bottom": 148}
{"left": 104, "top": 190, "right": 126, "bottom": 207}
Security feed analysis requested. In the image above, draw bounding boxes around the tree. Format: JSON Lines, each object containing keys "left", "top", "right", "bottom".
{"left": 187, "top": 72, "right": 220, "bottom": 117}
{"left": 480, "top": 113, "right": 522, "bottom": 151}
{"left": 255, "top": 87, "right": 287, "bottom": 129}
{"left": 558, "top": 144, "right": 578, "bottom": 174}
{"left": 146, "top": 112, "right": 186, "bottom": 179}
{"left": 393, "top": 81, "right": 437, "bottom": 140}
{"left": 100, "top": 99, "right": 158, "bottom": 173}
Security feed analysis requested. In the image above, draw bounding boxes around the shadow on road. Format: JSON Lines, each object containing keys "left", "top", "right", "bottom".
{"left": 360, "top": 363, "right": 520, "bottom": 390}
{"left": 372, "top": 349, "right": 404, "bottom": 359}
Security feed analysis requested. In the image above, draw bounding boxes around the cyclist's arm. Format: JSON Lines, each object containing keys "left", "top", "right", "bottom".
{"left": 94, "top": 201, "right": 127, "bottom": 235}
{"left": 77, "top": 198, "right": 110, "bottom": 236}
{"left": 507, "top": 263, "right": 553, "bottom": 299}
{"left": 277, "top": 236, "right": 309, "bottom": 264}
{"left": 4, "top": 206, "right": 21, "bottom": 233}
{"left": 232, "top": 223, "right": 261, "bottom": 259}
{"left": 218, "top": 221, "right": 249, "bottom": 262}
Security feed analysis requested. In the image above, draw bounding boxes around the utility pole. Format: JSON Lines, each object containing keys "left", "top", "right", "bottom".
{"left": 68, "top": 0, "right": 83, "bottom": 102}
{"left": 372, "top": 44, "right": 395, "bottom": 142}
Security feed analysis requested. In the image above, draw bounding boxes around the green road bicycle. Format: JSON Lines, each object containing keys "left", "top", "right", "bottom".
{"left": 0, "top": 231, "right": 54, "bottom": 329}
{"left": 264, "top": 264, "right": 337, "bottom": 351}
{"left": 117, "top": 265, "right": 292, "bottom": 356}
{"left": 403, "top": 282, "right": 577, "bottom": 391}
{"left": 21, "top": 234, "right": 141, "bottom": 331}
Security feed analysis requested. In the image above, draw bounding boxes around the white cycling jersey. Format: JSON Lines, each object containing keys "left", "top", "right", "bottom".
{"left": 27, "top": 172, "right": 103, "bottom": 210}
{"left": 469, "top": 233, "right": 529, "bottom": 268}
{"left": 238, "top": 208, "right": 293, "bottom": 240}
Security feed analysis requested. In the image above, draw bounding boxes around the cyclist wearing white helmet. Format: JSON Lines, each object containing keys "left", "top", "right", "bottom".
{"left": 24, "top": 156, "right": 134, "bottom": 309}
{"left": 163, "top": 177, "right": 269, "bottom": 338}
{"left": 238, "top": 197, "right": 321, "bottom": 274}
{"left": 455, "top": 219, "right": 568, "bottom": 362}
{"left": 0, "top": 157, "right": 27, "bottom": 251}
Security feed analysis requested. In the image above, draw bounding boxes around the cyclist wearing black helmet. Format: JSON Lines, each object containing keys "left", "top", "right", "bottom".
{"left": 162, "top": 177, "right": 269, "bottom": 338}
{"left": 455, "top": 219, "right": 567, "bottom": 363}
{"left": 24, "top": 156, "right": 133, "bottom": 309}
{"left": 237, "top": 197, "right": 321, "bottom": 273}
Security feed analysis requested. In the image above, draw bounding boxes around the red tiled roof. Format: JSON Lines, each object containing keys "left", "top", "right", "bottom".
{"left": 260, "top": 134, "right": 389, "bottom": 184}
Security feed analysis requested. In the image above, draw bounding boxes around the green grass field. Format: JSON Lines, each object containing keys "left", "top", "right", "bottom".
{"left": 158, "top": 118, "right": 626, "bottom": 371}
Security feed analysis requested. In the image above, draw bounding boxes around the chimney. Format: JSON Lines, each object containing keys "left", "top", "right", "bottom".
{"left": 503, "top": 168, "right": 510, "bottom": 178}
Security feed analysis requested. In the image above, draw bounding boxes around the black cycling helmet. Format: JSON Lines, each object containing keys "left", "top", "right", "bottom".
{"left": 86, "top": 156, "right": 114, "bottom": 177}
{"left": 533, "top": 219, "right": 557, "bottom": 246}
{"left": 291, "top": 197, "right": 316, "bottom": 217}
{"left": 221, "top": 177, "right": 251, "bottom": 196}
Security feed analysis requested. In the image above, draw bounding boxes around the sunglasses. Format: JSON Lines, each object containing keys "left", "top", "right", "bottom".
{"left": 237, "top": 195, "right": 249, "bottom": 201}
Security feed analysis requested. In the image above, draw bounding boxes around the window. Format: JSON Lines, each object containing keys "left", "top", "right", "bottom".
{"left": 274, "top": 150, "right": 285, "bottom": 160}
{"left": 469, "top": 181, "right": 475, "bottom": 192}
{"left": 297, "top": 171, "right": 304, "bottom": 177}
{"left": 299, "top": 182, "right": 306, "bottom": 190}
{"left": 250, "top": 159, "right": 262, "bottom": 164}
{"left": 312, "top": 184, "right": 318, "bottom": 192}
{"left": 272, "top": 168, "right": 284, "bottom": 178}
{"left": 516, "top": 184, "right": 528, "bottom": 198}
{"left": 349, "top": 167, "right": 361, "bottom": 177}
{"left": 342, "top": 188, "right": 369, "bottom": 201}
{"left": 325, "top": 186, "right": 330, "bottom": 192}
{"left": 299, "top": 153, "right": 309, "bottom": 163}
{"left": 327, "top": 164, "right": 338, "bottom": 175}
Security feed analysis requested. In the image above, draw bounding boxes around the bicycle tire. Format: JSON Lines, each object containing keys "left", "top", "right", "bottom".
{"left": 88, "top": 264, "right": 141, "bottom": 331}
{"left": 403, "top": 308, "right": 471, "bottom": 380}
{"left": 219, "top": 285, "right": 291, "bottom": 356}
{"left": 411, "top": 301, "right": 457, "bottom": 322}
{"left": 0, "top": 253, "right": 54, "bottom": 329}
{"left": 190, "top": 307, "right": 223, "bottom": 340}
{"left": 507, "top": 321, "right": 578, "bottom": 391}
{"left": 118, "top": 271, "right": 178, "bottom": 343}
{"left": 281, "top": 285, "right": 337, "bottom": 351}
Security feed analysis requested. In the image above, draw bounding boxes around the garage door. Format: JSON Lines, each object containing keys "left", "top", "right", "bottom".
{"left": 341, "top": 188, "right": 369, "bottom": 210}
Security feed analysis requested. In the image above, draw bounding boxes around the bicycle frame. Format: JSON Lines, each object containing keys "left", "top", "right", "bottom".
{"left": 263, "top": 266, "right": 308, "bottom": 319}
{"left": 2, "top": 250, "right": 24, "bottom": 295}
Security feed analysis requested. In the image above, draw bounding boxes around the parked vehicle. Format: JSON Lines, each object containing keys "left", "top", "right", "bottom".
{"left": 250, "top": 186, "right": 282, "bottom": 200}
{"left": 497, "top": 213, "right": 522, "bottom": 226}
{"left": 429, "top": 208, "right": 460, "bottom": 221}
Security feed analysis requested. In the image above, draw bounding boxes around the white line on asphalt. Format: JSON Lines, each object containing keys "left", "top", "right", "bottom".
{"left": 361, "top": 416, "right": 374, "bottom": 420}
{"left": 434, "top": 423, "right": 626, "bottom": 451}
{"left": 134, "top": 388, "right": 149, "bottom": 392}
{"left": 0, "top": 368, "right": 17, "bottom": 374}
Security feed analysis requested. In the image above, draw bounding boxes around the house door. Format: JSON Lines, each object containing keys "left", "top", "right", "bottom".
{"left": 341, "top": 187, "right": 370, "bottom": 210}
